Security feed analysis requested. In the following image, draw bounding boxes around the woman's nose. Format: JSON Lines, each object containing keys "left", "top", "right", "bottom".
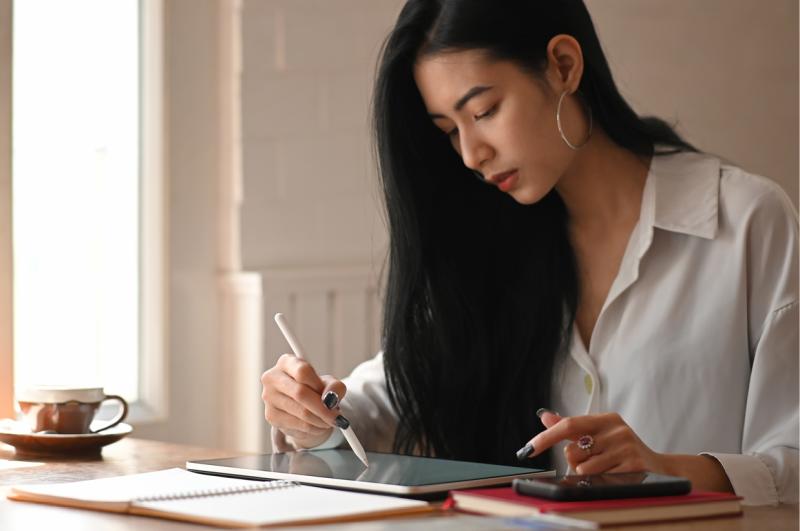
{"left": 459, "top": 130, "right": 493, "bottom": 172}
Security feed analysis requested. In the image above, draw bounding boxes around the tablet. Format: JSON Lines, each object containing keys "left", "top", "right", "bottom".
{"left": 186, "top": 450, "right": 553, "bottom": 496}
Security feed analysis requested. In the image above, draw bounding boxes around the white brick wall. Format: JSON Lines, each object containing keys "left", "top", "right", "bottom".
{"left": 585, "top": 0, "right": 798, "bottom": 205}
{"left": 240, "top": 2, "right": 404, "bottom": 400}
{"left": 241, "top": 0, "right": 404, "bottom": 270}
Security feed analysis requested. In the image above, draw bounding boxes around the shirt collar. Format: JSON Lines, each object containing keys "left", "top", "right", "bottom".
{"left": 647, "top": 150, "right": 721, "bottom": 240}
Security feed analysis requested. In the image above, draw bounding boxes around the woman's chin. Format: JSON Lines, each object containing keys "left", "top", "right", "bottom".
{"left": 508, "top": 184, "right": 550, "bottom": 205}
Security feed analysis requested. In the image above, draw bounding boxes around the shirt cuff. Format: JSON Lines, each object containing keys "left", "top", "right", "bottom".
{"left": 701, "top": 452, "right": 779, "bottom": 506}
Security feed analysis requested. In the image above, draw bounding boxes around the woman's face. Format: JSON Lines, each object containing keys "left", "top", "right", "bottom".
{"left": 413, "top": 49, "right": 578, "bottom": 205}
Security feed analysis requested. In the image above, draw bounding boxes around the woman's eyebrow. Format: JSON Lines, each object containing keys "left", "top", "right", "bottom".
{"left": 428, "top": 85, "right": 493, "bottom": 119}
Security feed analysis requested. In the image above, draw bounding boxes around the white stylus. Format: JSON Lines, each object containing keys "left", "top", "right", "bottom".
{"left": 274, "top": 313, "right": 369, "bottom": 468}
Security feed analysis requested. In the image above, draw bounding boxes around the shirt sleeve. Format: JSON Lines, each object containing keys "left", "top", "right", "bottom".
{"left": 703, "top": 301, "right": 799, "bottom": 505}
{"left": 704, "top": 183, "right": 799, "bottom": 506}
{"left": 280, "top": 352, "right": 398, "bottom": 453}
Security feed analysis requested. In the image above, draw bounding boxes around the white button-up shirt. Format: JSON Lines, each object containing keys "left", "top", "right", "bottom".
{"left": 282, "top": 151, "right": 798, "bottom": 506}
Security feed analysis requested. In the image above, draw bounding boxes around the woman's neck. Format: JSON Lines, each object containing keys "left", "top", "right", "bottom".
{"left": 555, "top": 129, "right": 651, "bottom": 232}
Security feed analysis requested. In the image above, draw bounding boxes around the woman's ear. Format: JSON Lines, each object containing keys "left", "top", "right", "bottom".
{"left": 545, "top": 34, "right": 584, "bottom": 94}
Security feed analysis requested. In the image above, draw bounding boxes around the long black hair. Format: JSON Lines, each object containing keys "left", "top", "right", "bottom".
{"left": 372, "top": 0, "right": 696, "bottom": 468}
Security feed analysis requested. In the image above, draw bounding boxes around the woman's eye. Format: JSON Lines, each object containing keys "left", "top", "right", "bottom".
{"left": 444, "top": 104, "right": 497, "bottom": 138}
{"left": 475, "top": 105, "right": 497, "bottom": 121}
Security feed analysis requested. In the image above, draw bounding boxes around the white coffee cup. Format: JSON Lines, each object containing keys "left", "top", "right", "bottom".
{"left": 17, "top": 386, "right": 128, "bottom": 434}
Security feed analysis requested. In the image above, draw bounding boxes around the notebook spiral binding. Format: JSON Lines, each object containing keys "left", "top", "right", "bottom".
{"left": 133, "top": 479, "right": 298, "bottom": 503}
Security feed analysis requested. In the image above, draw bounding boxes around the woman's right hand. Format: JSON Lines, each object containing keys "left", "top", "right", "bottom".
{"left": 260, "top": 354, "right": 347, "bottom": 449}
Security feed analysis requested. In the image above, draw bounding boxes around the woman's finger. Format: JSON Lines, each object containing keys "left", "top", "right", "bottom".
{"left": 572, "top": 446, "right": 626, "bottom": 475}
{"left": 563, "top": 423, "right": 632, "bottom": 469}
{"left": 537, "top": 408, "right": 563, "bottom": 429}
{"left": 276, "top": 353, "right": 326, "bottom": 393}
{"left": 265, "top": 402, "right": 332, "bottom": 436}
{"left": 605, "top": 460, "right": 647, "bottom": 474}
{"left": 529, "top": 415, "right": 602, "bottom": 456}
{"left": 270, "top": 390, "right": 331, "bottom": 429}
{"left": 319, "top": 375, "right": 347, "bottom": 410}
{"left": 531, "top": 412, "right": 627, "bottom": 457}
{"left": 274, "top": 371, "right": 342, "bottom": 427}
{"left": 563, "top": 439, "right": 600, "bottom": 469}
{"left": 517, "top": 408, "right": 565, "bottom": 460}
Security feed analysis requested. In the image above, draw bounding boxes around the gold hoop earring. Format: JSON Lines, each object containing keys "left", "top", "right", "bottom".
{"left": 556, "top": 90, "right": 593, "bottom": 150}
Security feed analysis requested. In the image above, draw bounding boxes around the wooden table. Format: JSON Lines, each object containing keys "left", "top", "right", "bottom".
{"left": 0, "top": 438, "right": 796, "bottom": 530}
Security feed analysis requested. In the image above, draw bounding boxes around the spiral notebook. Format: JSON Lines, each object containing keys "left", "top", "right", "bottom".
{"left": 7, "top": 468, "right": 432, "bottom": 528}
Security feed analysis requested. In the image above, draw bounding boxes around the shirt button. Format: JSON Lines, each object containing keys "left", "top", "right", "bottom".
{"left": 584, "top": 374, "right": 593, "bottom": 394}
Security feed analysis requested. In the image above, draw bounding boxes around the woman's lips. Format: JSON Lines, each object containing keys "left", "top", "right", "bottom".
{"left": 491, "top": 169, "right": 518, "bottom": 192}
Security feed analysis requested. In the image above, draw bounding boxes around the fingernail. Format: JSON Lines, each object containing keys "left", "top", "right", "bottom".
{"left": 516, "top": 443, "right": 534, "bottom": 460}
{"left": 536, "top": 408, "right": 551, "bottom": 418}
{"left": 322, "top": 391, "right": 339, "bottom": 410}
{"left": 334, "top": 415, "right": 350, "bottom": 430}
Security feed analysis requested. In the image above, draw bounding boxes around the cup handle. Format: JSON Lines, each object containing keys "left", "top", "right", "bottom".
{"left": 91, "top": 395, "right": 129, "bottom": 433}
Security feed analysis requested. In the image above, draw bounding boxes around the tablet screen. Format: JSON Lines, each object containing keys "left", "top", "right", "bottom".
{"left": 187, "top": 450, "right": 548, "bottom": 494}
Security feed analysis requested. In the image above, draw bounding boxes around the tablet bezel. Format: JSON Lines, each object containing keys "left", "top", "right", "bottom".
{"left": 186, "top": 452, "right": 554, "bottom": 495}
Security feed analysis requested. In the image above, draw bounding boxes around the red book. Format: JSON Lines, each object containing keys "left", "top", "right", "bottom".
{"left": 450, "top": 487, "right": 742, "bottom": 526}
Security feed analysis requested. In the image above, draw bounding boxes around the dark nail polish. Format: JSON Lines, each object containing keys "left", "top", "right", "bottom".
{"left": 334, "top": 415, "right": 350, "bottom": 430}
{"left": 322, "top": 391, "right": 339, "bottom": 410}
{"left": 536, "top": 408, "right": 550, "bottom": 418}
{"left": 516, "top": 443, "right": 534, "bottom": 461}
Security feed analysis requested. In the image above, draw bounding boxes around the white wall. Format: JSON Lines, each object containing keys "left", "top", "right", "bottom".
{"left": 586, "top": 0, "right": 798, "bottom": 205}
{"left": 239, "top": 1, "right": 405, "bottom": 421}
{"left": 240, "top": 0, "right": 403, "bottom": 270}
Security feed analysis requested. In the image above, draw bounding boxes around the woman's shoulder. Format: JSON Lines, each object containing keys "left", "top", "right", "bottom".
{"left": 648, "top": 149, "right": 797, "bottom": 241}
{"left": 710, "top": 160, "right": 798, "bottom": 260}
{"left": 673, "top": 152, "right": 800, "bottom": 322}
{"left": 653, "top": 148, "right": 796, "bottom": 222}
{"left": 716, "top": 157, "right": 798, "bottom": 227}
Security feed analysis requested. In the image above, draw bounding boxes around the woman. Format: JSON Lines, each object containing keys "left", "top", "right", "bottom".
{"left": 260, "top": 0, "right": 798, "bottom": 505}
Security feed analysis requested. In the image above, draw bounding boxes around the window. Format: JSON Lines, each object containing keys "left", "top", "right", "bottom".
{"left": 10, "top": 0, "right": 165, "bottom": 419}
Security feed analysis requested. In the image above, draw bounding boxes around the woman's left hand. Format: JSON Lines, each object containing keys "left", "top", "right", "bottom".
{"left": 528, "top": 411, "right": 667, "bottom": 475}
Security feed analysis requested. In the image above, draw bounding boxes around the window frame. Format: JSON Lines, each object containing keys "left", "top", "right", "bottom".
{"left": 133, "top": 0, "right": 168, "bottom": 424}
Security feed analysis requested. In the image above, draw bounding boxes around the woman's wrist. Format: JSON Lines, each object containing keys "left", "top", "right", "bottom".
{"left": 657, "top": 453, "right": 734, "bottom": 493}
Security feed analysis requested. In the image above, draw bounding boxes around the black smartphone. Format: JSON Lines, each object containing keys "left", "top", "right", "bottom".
{"left": 512, "top": 472, "right": 691, "bottom": 501}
